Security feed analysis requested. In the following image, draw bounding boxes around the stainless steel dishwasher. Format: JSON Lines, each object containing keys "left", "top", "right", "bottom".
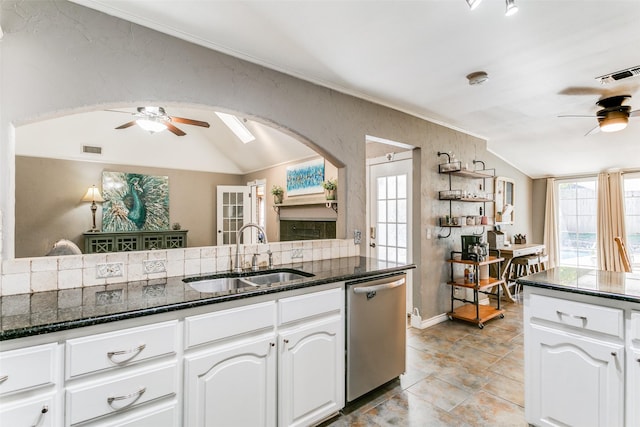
{"left": 346, "top": 273, "right": 406, "bottom": 402}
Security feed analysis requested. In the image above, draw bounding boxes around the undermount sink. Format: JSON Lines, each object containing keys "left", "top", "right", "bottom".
{"left": 184, "top": 269, "right": 314, "bottom": 293}
{"left": 243, "top": 271, "right": 312, "bottom": 286}
{"left": 185, "top": 277, "right": 256, "bottom": 293}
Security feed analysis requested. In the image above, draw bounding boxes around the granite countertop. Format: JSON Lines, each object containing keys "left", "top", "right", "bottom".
{"left": 0, "top": 256, "right": 415, "bottom": 341}
{"left": 517, "top": 266, "right": 640, "bottom": 303}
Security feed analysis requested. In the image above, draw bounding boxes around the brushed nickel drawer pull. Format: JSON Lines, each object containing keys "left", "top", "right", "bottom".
{"left": 107, "top": 386, "right": 146, "bottom": 408}
{"left": 107, "top": 344, "right": 146, "bottom": 363}
{"left": 0, "top": 375, "right": 8, "bottom": 383}
{"left": 30, "top": 405, "right": 48, "bottom": 427}
{"left": 555, "top": 310, "right": 587, "bottom": 321}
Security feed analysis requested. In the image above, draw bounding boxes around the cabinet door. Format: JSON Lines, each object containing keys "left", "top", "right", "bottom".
{"left": 527, "top": 325, "right": 624, "bottom": 427}
{"left": 278, "top": 315, "right": 344, "bottom": 427}
{"left": 629, "top": 347, "right": 640, "bottom": 427}
{"left": 184, "top": 334, "right": 277, "bottom": 427}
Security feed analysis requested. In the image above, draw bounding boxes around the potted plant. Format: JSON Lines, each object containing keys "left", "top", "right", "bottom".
{"left": 271, "top": 185, "right": 284, "bottom": 204}
{"left": 322, "top": 178, "right": 337, "bottom": 200}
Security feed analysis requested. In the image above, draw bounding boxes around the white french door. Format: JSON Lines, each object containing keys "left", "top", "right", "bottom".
{"left": 216, "top": 185, "right": 251, "bottom": 245}
{"left": 368, "top": 154, "right": 413, "bottom": 312}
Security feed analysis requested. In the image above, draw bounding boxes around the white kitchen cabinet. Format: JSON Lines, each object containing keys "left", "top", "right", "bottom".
{"left": 628, "top": 310, "right": 640, "bottom": 426}
{"left": 528, "top": 324, "right": 623, "bottom": 427}
{"left": 184, "top": 334, "right": 277, "bottom": 427}
{"left": 183, "top": 285, "right": 344, "bottom": 427}
{"left": 524, "top": 288, "right": 634, "bottom": 427}
{"left": 0, "top": 342, "right": 59, "bottom": 427}
{"left": 278, "top": 315, "right": 343, "bottom": 427}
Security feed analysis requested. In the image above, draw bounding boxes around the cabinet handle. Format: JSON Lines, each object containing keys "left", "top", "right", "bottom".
{"left": 556, "top": 311, "right": 587, "bottom": 321}
{"left": 637, "top": 358, "right": 640, "bottom": 363}
{"left": 30, "top": 405, "right": 48, "bottom": 427}
{"left": 107, "top": 386, "right": 146, "bottom": 408}
{"left": 283, "top": 339, "right": 289, "bottom": 344}
{"left": 270, "top": 342, "right": 275, "bottom": 347}
{"left": 0, "top": 374, "right": 8, "bottom": 383}
{"left": 611, "top": 352, "right": 617, "bottom": 357}
{"left": 107, "top": 344, "right": 146, "bottom": 363}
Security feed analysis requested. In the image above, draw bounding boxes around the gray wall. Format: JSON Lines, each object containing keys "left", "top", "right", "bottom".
{"left": 0, "top": 1, "right": 533, "bottom": 320}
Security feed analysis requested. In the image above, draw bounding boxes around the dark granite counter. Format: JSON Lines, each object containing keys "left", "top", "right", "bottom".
{"left": 517, "top": 266, "right": 640, "bottom": 303}
{"left": 0, "top": 256, "right": 415, "bottom": 341}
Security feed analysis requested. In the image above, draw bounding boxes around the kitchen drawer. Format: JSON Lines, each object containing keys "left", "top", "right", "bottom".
{"left": 0, "top": 343, "right": 57, "bottom": 396}
{"left": 65, "top": 320, "right": 178, "bottom": 379}
{"left": 184, "top": 301, "right": 276, "bottom": 349}
{"left": 66, "top": 362, "right": 177, "bottom": 426}
{"left": 529, "top": 294, "right": 623, "bottom": 338}
{"left": 82, "top": 402, "right": 177, "bottom": 427}
{"left": 0, "top": 393, "right": 56, "bottom": 427}
{"left": 279, "top": 286, "right": 343, "bottom": 325}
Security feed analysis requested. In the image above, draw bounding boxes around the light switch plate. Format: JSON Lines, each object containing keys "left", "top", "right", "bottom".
{"left": 354, "top": 229, "right": 362, "bottom": 244}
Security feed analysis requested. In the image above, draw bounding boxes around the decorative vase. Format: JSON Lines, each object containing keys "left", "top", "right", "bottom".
{"left": 325, "top": 189, "right": 336, "bottom": 200}
{"left": 274, "top": 194, "right": 283, "bottom": 205}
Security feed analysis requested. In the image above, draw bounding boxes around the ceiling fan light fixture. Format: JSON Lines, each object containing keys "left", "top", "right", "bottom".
{"left": 136, "top": 118, "right": 168, "bottom": 133}
{"left": 505, "top": 0, "right": 518, "bottom": 16}
{"left": 599, "top": 114, "right": 629, "bottom": 133}
{"left": 466, "top": 0, "right": 482, "bottom": 10}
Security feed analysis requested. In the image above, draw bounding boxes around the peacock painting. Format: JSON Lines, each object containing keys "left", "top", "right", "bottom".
{"left": 101, "top": 172, "right": 169, "bottom": 232}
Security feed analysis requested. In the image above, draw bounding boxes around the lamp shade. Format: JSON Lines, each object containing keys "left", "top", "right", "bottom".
{"left": 82, "top": 185, "right": 104, "bottom": 203}
{"left": 599, "top": 112, "right": 629, "bottom": 133}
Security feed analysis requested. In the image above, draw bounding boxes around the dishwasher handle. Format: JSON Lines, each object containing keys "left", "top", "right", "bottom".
{"left": 352, "top": 277, "right": 405, "bottom": 294}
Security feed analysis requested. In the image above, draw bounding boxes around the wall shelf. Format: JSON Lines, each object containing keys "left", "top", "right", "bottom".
{"left": 437, "top": 152, "right": 495, "bottom": 239}
{"left": 273, "top": 200, "right": 338, "bottom": 215}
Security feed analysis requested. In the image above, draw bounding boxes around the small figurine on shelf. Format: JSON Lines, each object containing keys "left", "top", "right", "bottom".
{"left": 271, "top": 185, "right": 284, "bottom": 205}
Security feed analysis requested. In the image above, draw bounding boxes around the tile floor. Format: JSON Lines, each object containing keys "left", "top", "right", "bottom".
{"left": 323, "top": 298, "right": 526, "bottom": 426}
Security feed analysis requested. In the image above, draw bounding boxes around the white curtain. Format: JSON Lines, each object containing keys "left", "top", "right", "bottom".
{"left": 597, "top": 171, "right": 627, "bottom": 271}
{"left": 543, "top": 178, "right": 559, "bottom": 268}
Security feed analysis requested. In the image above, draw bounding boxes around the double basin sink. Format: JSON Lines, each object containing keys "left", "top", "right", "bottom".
{"left": 183, "top": 269, "right": 315, "bottom": 293}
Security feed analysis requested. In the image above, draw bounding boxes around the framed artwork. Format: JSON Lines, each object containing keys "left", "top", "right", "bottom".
{"left": 102, "top": 172, "right": 169, "bottom": 231}
{"left": 286, "top": 158, "right": 325, "bottom": 196}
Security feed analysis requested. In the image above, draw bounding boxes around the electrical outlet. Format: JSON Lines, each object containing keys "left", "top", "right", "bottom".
{"left": 354, "top": 229, "right": 362, "bottom": 244}
{"left": 426, "top": 228, "right": 432, "bottom": 239}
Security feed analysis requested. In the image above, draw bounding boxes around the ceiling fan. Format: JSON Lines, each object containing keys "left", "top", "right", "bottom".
{"left": 559, "top": 95, "right": 640, "bottom": 136}
{"left": 112, "top": 106, "right": 210, "bottom": 136}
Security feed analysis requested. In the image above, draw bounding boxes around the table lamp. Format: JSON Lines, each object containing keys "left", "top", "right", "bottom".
{"left": 82, "top": 185, "right": 104, "bottom": 232}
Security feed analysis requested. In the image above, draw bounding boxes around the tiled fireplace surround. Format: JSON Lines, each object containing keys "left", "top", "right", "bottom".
{"left": 0, "top": 237, "right": 360, "bottom": 297}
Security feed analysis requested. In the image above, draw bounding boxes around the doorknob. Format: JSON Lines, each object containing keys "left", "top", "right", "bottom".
{"left": 370, "top": 243, "right": 376, "bottom": 248}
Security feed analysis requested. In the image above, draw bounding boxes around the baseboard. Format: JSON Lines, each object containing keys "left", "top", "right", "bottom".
{"left": 410, "top": 312, "right": 448, "bottom": 329}
{"left": 410, "top": 298, "right": 491, "bottom": 330}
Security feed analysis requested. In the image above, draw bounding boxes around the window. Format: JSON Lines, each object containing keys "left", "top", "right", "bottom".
{"left": 557, "top": 179, "right": 598, "bottom": 268}
{"left": 624, "top": 174, "right": 640, "bottom": 270}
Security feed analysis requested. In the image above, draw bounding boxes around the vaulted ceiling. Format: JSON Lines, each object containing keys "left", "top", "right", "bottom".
{"left": 69, "top": 0, "right": 640, "bottom": 178}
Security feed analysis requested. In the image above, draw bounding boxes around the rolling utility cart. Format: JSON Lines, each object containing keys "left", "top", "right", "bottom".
{"left": 446, "top": 250, "right": 505, "bottom": 328}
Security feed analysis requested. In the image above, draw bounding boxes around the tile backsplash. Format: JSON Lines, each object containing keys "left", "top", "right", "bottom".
{"left": 0, "top": 239, "right": 359, "bottom": 296}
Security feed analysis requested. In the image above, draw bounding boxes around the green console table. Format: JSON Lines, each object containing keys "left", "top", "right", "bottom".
{"left": 83, "top": 230, "right": 188, "bottom": 253}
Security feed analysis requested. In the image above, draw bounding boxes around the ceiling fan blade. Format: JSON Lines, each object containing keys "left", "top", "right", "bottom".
{"left": 630, "top": 109, "right": 640, "bottom": 117}
{"left": 558, "top": 115, "right": 596, "bottom": 118}
{"left": 105, "top": 109, "right": 135, "bottom": 115}
{"left": 170, "top": 116, "right": 210, "bottom": 128}
{"left": 115, "top": 121, "right": 137, "bottom": 129}
{"left": 165, "top": 122, "right": 186, "bottom": 136}
{"left": 585, "top": 125, "right": 600, "bottom": 136}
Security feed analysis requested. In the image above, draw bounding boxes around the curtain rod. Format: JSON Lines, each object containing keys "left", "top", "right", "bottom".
{"left": 548, "top": 168, "right": 640, "bottom": 181}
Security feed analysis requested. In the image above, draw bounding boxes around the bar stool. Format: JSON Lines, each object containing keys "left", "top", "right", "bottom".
{"left": 509, "top": 254, "right": 548, "bottom": 297}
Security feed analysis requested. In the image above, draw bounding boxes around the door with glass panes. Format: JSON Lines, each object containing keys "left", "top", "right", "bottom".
{"left": 216, "top": 186, "right": 251, "bottom": 245}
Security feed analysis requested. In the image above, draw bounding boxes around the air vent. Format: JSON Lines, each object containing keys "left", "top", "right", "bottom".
{"left": 596, "top": 65, "right": 640, "bottom": 84}
{"left": 82, "top": 145, "right": 102, "bottom": 154}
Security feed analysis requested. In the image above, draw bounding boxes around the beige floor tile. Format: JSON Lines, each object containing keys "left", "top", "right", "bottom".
{"left": 483, "top": 371, "right": 525, "bottom": 407}
{"left": 450, "top": 391, "right": 527, "bottom": 426}
{"left": 489, "top": 354, "right": 525, "bottom": 383}
{"left": 406, "top": 376, "right": 471, "bottom": 412}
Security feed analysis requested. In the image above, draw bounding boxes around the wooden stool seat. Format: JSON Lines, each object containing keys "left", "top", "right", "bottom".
{"left": 508, "top": 254, "right": 548, "bottom": 297}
